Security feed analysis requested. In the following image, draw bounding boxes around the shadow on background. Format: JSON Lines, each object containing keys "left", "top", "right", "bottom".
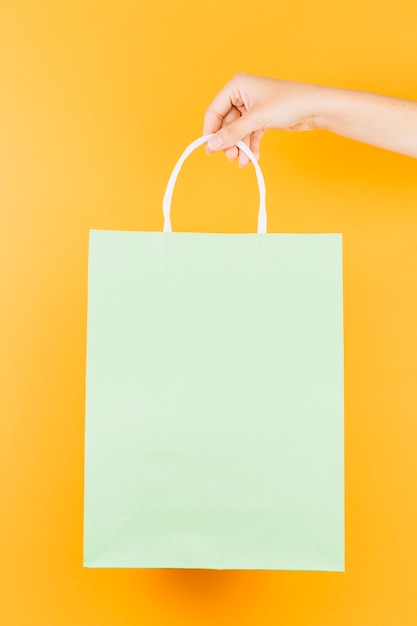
{"left": 136, "top": 568, "right": 258, "bottom": 621}
{"left": 147, "top": 567, "right": 247, "bottom": 597}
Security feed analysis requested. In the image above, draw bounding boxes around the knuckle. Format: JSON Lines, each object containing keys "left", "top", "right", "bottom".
{"left": 233, "top": 71, "right": 248, "bottom": 80}
{"left": 230, "top": 71, "right": 248, "bottom": 85}
{"left": 204, "top": 107, "right": 222, "bottom": 123}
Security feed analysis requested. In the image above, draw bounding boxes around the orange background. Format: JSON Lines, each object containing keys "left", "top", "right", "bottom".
{"left": 1, "top": 1, "right": 417, "bottom": 624}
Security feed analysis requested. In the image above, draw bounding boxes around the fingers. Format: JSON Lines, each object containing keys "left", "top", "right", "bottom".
{"left": 205, "top": 119, "right": 264, "bottom": 166}
{"left": 203, "top": 88, "right": 248, "bottom": 162}
{"left": 223, "top": 107, "right": 241, "bottom": 161}
{"left": 203, "top": 75, "right": 253, "bottom": 157}
{"left": 203, "top": 79, "right": 237, "bottom": 136}
{"left": 203, "top": 86, "right": 234, "bottom": 157}
{"left": 235, "top": 129, "right": 265, "bottom": 167}
{"left": 237, "top": 134, "right": 251, "bottom": 167}
{"left": 226, "top": 145, "right": 239, "bottom": 162}
{"left": 204, "top": 106, "right": 240, "bottom": 160}
{"left": 203, "top": 74, "right": 265, "bottom": 165}
{"left": 207, "top": 106, "right": 262, "bottom": 153}
{"left": 250, "top": 129, "right": 265, "bottom": 161}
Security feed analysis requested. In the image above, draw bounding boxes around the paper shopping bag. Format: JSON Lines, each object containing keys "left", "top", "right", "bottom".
{"left": 84, "top": 135, "right": 344, "bottom": 570}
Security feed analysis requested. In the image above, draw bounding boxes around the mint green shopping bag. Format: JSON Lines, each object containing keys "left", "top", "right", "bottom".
{"left": 84, "top": 135, "right": 344, "bottom": 570}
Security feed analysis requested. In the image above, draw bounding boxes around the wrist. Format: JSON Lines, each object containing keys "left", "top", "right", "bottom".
{"left": 309, "top": 86, "right": 345, "bottom": 133}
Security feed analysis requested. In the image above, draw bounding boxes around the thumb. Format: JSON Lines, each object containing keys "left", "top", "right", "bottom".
{"left": 207, "top": 110, "right": 261, "bottom": 151}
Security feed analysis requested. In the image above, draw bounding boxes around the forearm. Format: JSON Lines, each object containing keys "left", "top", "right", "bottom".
{"left": 313, "top": 87, "right": 417, "bottom": 157}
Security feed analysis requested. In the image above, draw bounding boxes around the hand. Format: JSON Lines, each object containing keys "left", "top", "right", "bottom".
{"left": 203, "top": 72, "right": 417, "bottom": 162}
{"left": 203, "top": 73, "right": 321, "bottom": 166}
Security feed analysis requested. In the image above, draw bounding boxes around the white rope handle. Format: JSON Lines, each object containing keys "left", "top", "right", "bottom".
{"left": 162, "top": 134, "right": 267, "bottom": 234}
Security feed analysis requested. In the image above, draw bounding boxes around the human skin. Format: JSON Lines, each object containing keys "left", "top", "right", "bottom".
{"left": 203, "top": 73, "right": 417, "bottom": 166}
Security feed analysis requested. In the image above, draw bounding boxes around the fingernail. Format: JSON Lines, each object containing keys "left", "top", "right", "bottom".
{"left": 207, "top": 135, "right": 224, "bottom": 150}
